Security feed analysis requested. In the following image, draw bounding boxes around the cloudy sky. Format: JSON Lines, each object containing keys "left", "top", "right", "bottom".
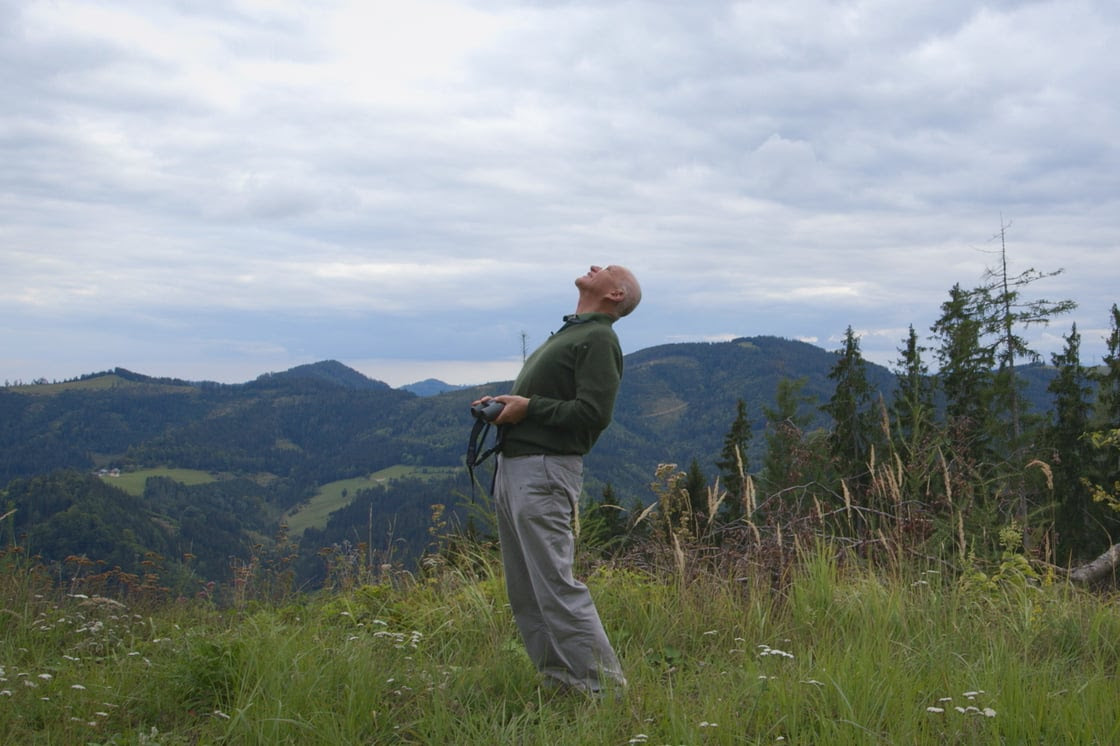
{"left": 2, "top": 0, "right": 1117, "bottom": 388}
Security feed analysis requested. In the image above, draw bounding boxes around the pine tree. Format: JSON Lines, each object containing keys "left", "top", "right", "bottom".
{"left": 581, "top": 483, "right": 628, "bottom": 554}
{"left": 931, "top": 283, "right": 994, "bottom": 460}
{"left": 683, "top": 458, "right": 711, "bottom": 537}
{"left": 760, "top": 377, "right": 820, "bottom": 505}
{"left": 1088, "top": 304, "right": 1120, "bottom": 533}
{"left": 822, "top": 326, "right": 879, "bottom": 489}
{"left": 715, "top": 398, "right": 752, "bottom": 520}
{"left": 1093, "top": 304, "right": 1120, "bottom": 430}
{"left": 1045, "top": 323, "right": 1097, "bottom": 559}
{"left": 973, "top": 223, "right": 1076, "bottom": 457}
{"left": 970, "top": 224, "right": 1076, "bottom": 524}
{"left": 890, "top": 324, "right": 943, "bottom": 512}
{"left": 892, "top": 325, "right": 934, "bottom": 441}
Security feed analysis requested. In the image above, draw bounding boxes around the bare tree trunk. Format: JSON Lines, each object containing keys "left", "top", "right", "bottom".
{"left": 1058, "top": 543, "right": 1120, "bottom": 586}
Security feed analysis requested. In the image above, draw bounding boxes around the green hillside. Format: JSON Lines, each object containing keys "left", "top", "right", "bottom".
{"left": 284, "top": 465, "right": 460, "bottom": 536}
{"left": 0, "top": 338, "right": 1083, "bottom": 592}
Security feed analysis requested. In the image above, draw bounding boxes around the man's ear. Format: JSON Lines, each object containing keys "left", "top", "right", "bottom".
{"left": 607, "top": 287, "right": 626, "bottom": 302}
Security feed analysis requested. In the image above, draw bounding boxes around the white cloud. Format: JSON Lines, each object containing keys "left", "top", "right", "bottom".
{"left": 2, "top": 0, "right": 1117, "bottom": 385}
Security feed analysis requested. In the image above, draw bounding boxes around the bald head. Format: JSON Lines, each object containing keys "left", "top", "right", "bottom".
{"left": 611, "top": 265, "right": 641, "bottom": 318}
{"left": 575, "top": 264, "right": 642, "bottom": 319}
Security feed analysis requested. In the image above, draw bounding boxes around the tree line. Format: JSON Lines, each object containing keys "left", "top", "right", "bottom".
{"left": 582, "top": 249, "right": 1119, "bottom": 568}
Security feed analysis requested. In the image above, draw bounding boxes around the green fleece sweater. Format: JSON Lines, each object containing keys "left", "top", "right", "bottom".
{"left": 501, "top": 312, "right": 623, "bottom": 457}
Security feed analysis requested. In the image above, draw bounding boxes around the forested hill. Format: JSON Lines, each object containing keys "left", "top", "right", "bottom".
{"left": 2, "top": 339, "right": 901, "bottom": 490}
{"left": 1, "top": 338, "right": 1058, "bottom": 590}
{"left": 607, "top": 336, "right": 892, "bottom": 463}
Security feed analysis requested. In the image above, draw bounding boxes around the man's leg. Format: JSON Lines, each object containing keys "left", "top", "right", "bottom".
{"left": 494, "top": 455, "right": 569, "bottom": 674}
{"left": 497, "top": 454, "right": 625, "bottom": 692}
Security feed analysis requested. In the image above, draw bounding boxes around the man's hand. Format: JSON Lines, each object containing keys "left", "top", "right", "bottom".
{"left": 493, "top": 395, "right": 529, "bottom": 425}
{"left": 471, "top": 394, "right": 529, "bottom": 425}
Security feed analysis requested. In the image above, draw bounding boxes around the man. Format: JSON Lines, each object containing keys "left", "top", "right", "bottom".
{"left": 473, "top": 264, "right": 641, "bottom": 696}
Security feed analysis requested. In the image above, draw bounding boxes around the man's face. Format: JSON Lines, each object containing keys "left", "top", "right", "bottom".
{"left": 576, "top": 265, "right": 617, "bottom": 293}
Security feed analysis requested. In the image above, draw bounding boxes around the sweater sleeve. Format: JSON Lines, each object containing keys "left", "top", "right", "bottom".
{"left": 526, "top": 328, "right": 622, "bottom": 431}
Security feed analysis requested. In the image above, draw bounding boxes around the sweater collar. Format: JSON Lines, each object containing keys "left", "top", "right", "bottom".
{"left": 561, "top": 311, "right": 614, "bottom": 327}
{"left": 557, "top": 309, "right": 618, "bottom": 329}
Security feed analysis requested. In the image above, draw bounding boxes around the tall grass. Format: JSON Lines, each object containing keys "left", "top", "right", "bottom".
{"left": 3, "top": 537, "right": 1119, "bottom": 745}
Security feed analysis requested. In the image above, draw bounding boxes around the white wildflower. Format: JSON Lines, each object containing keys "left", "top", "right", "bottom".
{"left": 926, "top": 707, "right": 944, "bottom": 713}
{"left": 982, "top": 708, "right": 997, "bottom": 718}
{"left": 71, "top": 684, "right": 87, "bottom": 690}
{"left": 758, "top": 644, "right": 794, "bottom": 659}
{"left": 628, "top": 735, "right": 649, "bottom": 744}
{"left": 699, "top": 721, "right": 718, "bottom": 728}
{"left": 1, "top": 690, "right": 12, "bottom": 697}
{"left": 38, "top": 673, "right": 53, "bottom": 681}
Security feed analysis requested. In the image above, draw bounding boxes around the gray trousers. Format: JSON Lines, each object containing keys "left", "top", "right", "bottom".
{"left": 494, "top": 454, "right": 626, "bottom": 692}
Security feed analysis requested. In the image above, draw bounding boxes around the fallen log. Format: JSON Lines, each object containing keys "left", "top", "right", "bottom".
{"left": 1050, "top": 542, "right": 1120, "bottom": 587}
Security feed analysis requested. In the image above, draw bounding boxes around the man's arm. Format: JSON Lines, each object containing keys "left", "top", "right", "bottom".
{"left": 515, "top": 333, "right": 622, "bottom": 430}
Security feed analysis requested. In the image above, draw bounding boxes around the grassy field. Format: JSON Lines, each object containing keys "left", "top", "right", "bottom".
{"left": 284, "top": 466, "right": 461, "bottom": 536}
{"left": 106, "top": 467, "right": 219, "bottom": 497}
{"left": 96, "top": 464, "right": 456, "bottom": 527}
{"left": 2, "top": 541, "right": 1118, "bottom": 745}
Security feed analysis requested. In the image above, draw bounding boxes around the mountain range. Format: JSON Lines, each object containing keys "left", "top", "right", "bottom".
{"left": 0, "top": 336, "right": 1058, "bottom": 587}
